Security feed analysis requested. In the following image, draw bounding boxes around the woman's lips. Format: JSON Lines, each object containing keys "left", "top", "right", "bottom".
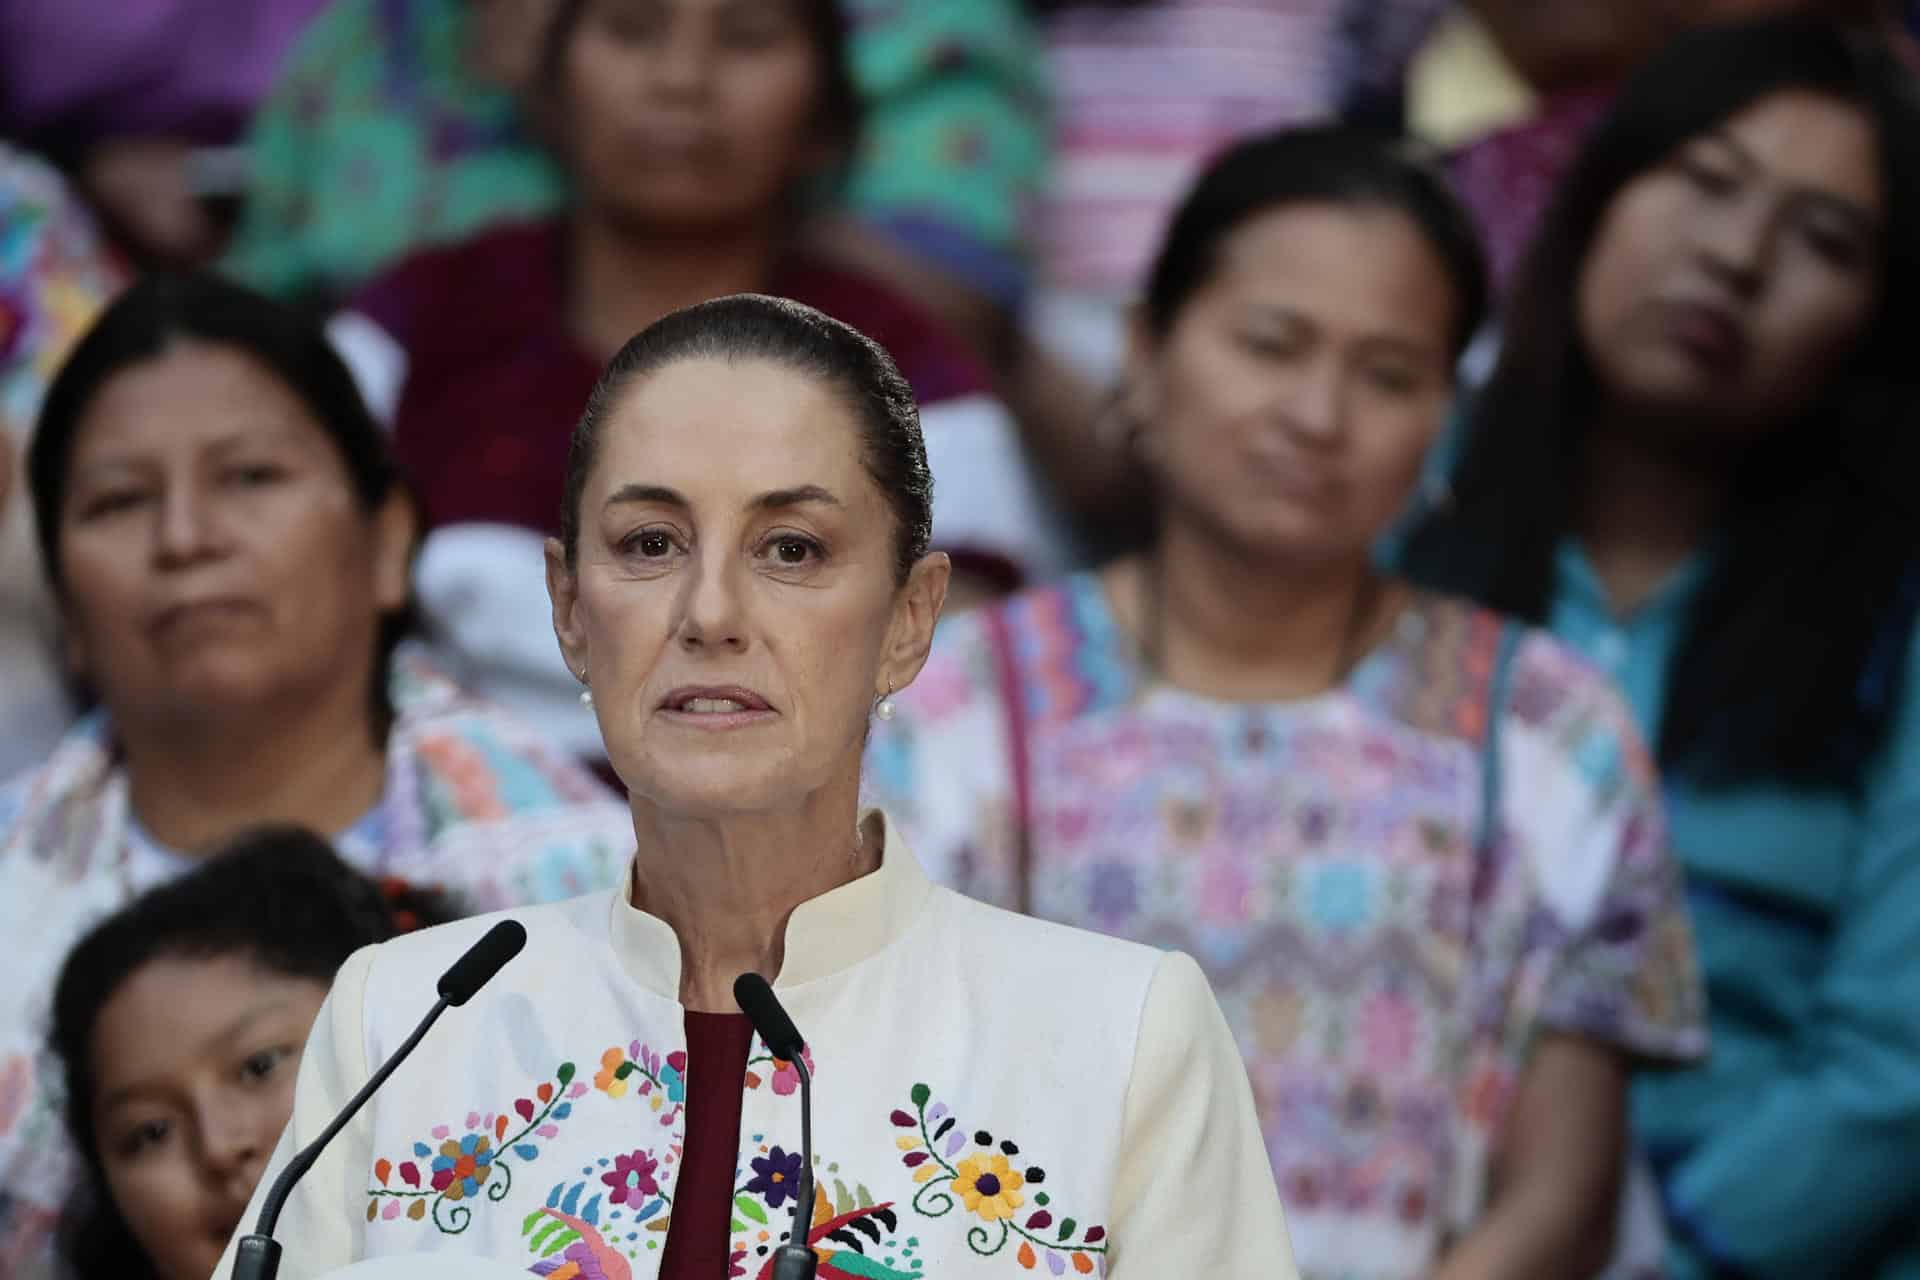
{"left": 1656, "top": 299, "right": 1751, "bottom": 374}
{"left": 657, "top": 685, "right": 777, "bottom": 729}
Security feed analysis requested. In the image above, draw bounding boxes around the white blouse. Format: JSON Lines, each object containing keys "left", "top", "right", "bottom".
{"left": 219, "top": 814, "right": 1295, "bottom": 1278}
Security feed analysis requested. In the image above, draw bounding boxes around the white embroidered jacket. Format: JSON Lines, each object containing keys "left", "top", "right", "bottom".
{"left": 219, "top": 815, "right": 1296, "bottom": 1279}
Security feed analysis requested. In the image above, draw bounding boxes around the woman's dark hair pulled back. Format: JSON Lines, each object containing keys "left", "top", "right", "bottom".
{"left": 560, "top": 293, "right": 933, "bottom": 584}
{"left": 1142, "top": 122, "right": 1490, "bottom": 358}
{"left": 1399, "top": 15, "right": 1920, "bottom": 784}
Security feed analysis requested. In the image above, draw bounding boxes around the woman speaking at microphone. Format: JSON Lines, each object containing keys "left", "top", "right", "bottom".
{"left": 220, "top": 293, "right": 1294, "bottom": 1279}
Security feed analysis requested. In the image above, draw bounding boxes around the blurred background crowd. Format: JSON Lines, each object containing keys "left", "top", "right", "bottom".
{"left": 2, "top": 0, "right": 1919, "bottom": 1278}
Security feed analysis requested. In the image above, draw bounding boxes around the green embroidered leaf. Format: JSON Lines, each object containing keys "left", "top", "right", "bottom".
{"left": 557, "top": 1063, "right": 576, "bottom": 1086}
{"left": 521, "top": 1209, "right": 546, "bottom": 1235}
{"left": 1058, "top": 1218, "right": 1076, "bottom": 1241}
{"left": 855, "top": 1184, "right": 876, "bottom": 1209}
{"left": 615, "top": 1062, "right": 637, "bottom": 1080}
{"left": 528, "top": 1220, "right": 562, "bottom": 1251}
{"left": 909, "top": 1084, "right": 930, "bottom": 1109}
{"left": 734, "top": 1194, "right": 769, "bottom": 1226}
{"left": 824, "top": 1253, "right": 922, "bottom": 1279}
{"left": 731, "top": 1217, "right": 747, "bottom": 1233}
{"left": 833, "top": 1179, "right": 855, "bottom": 1216}
{"left": 541, "top": 1229, "right": 580, "bottom": 1258}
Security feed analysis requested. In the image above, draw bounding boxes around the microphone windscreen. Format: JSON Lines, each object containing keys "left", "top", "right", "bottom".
{"left": 437, "top": 920, "right": 527, "bottom": 1006}
{"left": 733, "top": 972, "right": 805, "bottom": 1061}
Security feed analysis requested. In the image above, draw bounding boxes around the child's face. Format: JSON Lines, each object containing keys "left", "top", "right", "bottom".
{"left": 89, "top": 952, "right": 329, "bottom": 1280}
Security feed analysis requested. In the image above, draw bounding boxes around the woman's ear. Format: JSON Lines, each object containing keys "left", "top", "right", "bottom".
{"left": 545, "top": 536, "right": 588, "bottom": 681}
{"left": 879, "top": 551, "right": 951, "bottom": 695}
{"left": 372, "top": 488, "right": 420, "bottom": 614}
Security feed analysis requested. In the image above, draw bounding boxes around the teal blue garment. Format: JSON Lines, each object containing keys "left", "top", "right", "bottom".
{"left": 1548, "top": 541, "right": 1920, "bottom": 1278}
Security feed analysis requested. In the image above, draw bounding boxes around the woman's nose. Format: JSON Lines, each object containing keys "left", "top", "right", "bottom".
{"left": 677, "top": 550, "right": 748, "bottom": 652}
{"left": 153, "top": 480, "right": 227, "bottom": 567}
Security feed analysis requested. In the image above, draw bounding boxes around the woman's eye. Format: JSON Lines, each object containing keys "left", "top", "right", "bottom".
{"left": 79, "top": 491, "right": 149, "bottom": 520}
{"left": 120, "top": 1118, "right": 170, "bottom": 1157}
{"left": 241, "top": 1046, "right": 291, "bottom": 1083}
{"left": 624, "top": 529, "right": 677, "bottom": 558}
{"left": 1362, "top": 365, "right": 1421, "bottom": 396}
{"left": 224, "top": 463, "right": 285, "bottom": 488}
{"left": 1678, "top": 156, "right": 1740, "bottom": 198}
{"left": 764, "top": 535, "right": 821, "bottom": 566}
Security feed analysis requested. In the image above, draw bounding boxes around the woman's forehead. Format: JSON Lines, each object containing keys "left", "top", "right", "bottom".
{"left": 594, "top": 357, "right": 874, "bottom": 504}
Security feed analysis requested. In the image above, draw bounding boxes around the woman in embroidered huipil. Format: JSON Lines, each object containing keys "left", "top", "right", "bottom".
{"left": 867, "top": 126, "right": 1709, "bottom": 1280}
{"left": 217, "top": 293, "right": 1293, "bottom": 1280}
{"left": 0, "top": 273, "right": 635, "bottom": 1279}
{"left": 1399, "top": 18, "right": 1920, "bottom": 1276}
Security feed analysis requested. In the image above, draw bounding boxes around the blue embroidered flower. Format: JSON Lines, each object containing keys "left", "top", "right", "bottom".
{"left": 747, "top": 1145, "right": 805, "bottom": 1209}
{"left": 429, "top": 1133, "right": 494, "bottom": 1200}
{"left": 659, "top": 1050, "right": 687, "bottom": 1104}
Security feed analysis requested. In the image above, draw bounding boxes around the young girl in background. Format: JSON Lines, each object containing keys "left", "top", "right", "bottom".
{"left": 47, "top": 825, "right": 457, "bottom": 1280}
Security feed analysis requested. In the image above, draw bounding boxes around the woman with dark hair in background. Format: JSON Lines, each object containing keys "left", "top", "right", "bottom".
{"left": 346, "top": 0, "right": 1064, "bottom": 762}
{"left": 49, "top": 826, "right": 461, "bottom": 1280}
{"left": 870, "top": 125, "right": 1706, "bottom": 1280}
{"left": 1400, "top": 16, "right": 1920, "bottom": 1275}
{"left": 0, "top": 272, "right": 634, "bottom": 1279}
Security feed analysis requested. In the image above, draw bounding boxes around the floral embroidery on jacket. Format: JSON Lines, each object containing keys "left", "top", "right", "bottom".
{"left": 520, "top": 1141, "right": 681, "bottom": 1276}
{"left": 366, "top": 1061, "right": 590, "bottom": 1232}
{"left": 893, "top": 1083, "right": 1107, "bottom": 1273}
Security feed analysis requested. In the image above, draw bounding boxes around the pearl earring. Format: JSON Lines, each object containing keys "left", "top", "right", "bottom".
{"left": 874, "top": 684, "right": 896, "bottom": 721}
{"left": 577, "top": 666, "right": 593, "bottom": 708}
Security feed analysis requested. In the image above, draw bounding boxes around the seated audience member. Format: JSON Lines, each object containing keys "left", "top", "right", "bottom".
{"left": 0, "top": 0, "right": 331, "bottom": 263}
{"left": 0, "top": 272, "right": 635, "bottom": 1278}
{"left": 1399, "top": 18, "right": 1920, "bottom": 1275}
{"left": 348, "top": 0, "right": 1063, "bottom": 757}
{"left": 226, "top": 0, "right": 1048, "bottom": 354}
{"left": 0, "top": 145, "right": 126, "bottom": 781}
{"left": 1009, "top": 0, "right": 1453, "bottom": 537}
{"left": 47, "top": 825, "right": 459, "bottom": 1280}
{"left": 868, "top": 125, "right": 1707, "bottom": 1280}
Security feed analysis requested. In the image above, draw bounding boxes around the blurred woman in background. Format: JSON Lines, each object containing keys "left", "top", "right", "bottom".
{"left": 1401, "top": 16, "right": 1920, "bottom": 1275}
{"left": 346, "top": 0, "right": 1065, "bottom": 760}
{"left": 49, "top": 826, "right": 459, "bottom": 1280}
{"left": 870, "top": 125, "right": 1706, "bottom": 1280}
{"left": 0, "top": 272, "right": 634, "bottom": 1278}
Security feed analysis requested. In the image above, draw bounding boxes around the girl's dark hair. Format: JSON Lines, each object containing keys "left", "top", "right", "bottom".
{"left": 1142, "top": 123, "right": 1490, "bottom": 358}
{"left": 537, "top": 0, "right": 862, "bottom": 176}
{"left": 1399, "top": 16, "right": 1920, "bottom": 784}
{"left": 560, "top": 292, "right": 933, "bottom": 583}
{"left": 47, "top": 826, "right": 460, "bottom": 1280}
{"left": 27, "top": 270, "right": 417, "bottom": 722}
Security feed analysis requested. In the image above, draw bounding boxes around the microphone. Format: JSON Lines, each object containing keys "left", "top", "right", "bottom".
{"left": 232, "top": 920, "right": 528, "bottom": 1280}
{"left": 734, "top": 973, "right": 816, "bottom": 1280}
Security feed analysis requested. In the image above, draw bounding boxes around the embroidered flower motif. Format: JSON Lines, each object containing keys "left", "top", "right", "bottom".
{"left": 658, "top": 1050, "right": 687, "bottom": 1104}
{"left": 601, "top": 1148, "right": 660, "bottom": 1207}
{"left": 727, "top": 1247, "right": 748, "bottom": 1278}
{"left": 746, "top": 1145, "right": 805, "bottom": 1209}
{"left": 767, "top": 1045, "right": 814, "bottom": 1097}
{"left": 953, "top": 1152, "right": 1025, "bottom": 1222}
{"left": 430, "top": 1133, "right": 493, "bottom": 1200}
{"left": 594, "top": 1047, "right": 629, "bottom": 1098}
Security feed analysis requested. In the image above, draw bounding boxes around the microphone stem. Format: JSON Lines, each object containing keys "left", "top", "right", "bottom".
{"left": 254, "top": 996, "right": 452, "bottom": 1238}
{"left": 791, "top": 1055, "right": 815, "bottom": 1244}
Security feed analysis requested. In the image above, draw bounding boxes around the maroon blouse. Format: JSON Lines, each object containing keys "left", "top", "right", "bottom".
{"left": 658, "top": 1012, "right": 756, "bottom": 1279}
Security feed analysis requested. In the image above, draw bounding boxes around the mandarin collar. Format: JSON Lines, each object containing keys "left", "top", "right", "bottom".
{"left": 606, "top": 809, "right": 934, "bottom": 1000}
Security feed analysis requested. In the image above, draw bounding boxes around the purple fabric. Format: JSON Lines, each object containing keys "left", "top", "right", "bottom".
{"left": 0, "top": 0, "right": 330, "bottom": 144}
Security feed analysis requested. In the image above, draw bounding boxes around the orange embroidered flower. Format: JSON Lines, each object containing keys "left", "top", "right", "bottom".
{"left": 953, "top": 1152, "right": 1025, "bottom": 1222}
{"left": 594, "top": 1047, "right": 630, "bottom": 1098}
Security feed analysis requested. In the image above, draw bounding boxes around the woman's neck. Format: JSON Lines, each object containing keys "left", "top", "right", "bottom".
{"left": 118, "top": 675, "right": 388, "bottom": 856}
{"left": 628, "top": 779, "right": 876, "bottom": 1012}
{"left": 1574, "top": 406, "right": 1731, "bottom": 616}
{"left": 566, "top": 209, "right": 784, "bottom": 361}
{"left": 1112, "top": 520, "right": 1404, "bottom": 703}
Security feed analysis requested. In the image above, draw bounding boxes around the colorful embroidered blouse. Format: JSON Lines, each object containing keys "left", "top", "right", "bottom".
{"left": 863, "top": 574, "right": 1708, "bottom": 1279}
{"left": 0, "top": 645, "right": 637, "bottom": 1279}
{"left": 214, "top": 815, "right": 1298, "bottom": 1279}
{"left": 0, "top": 146, "right": 126, "bottom": 782}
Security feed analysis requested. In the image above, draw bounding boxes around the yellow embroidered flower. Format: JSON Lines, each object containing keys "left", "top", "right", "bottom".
{"left": 953, "top": 1153, "right": 1025, "bottom": 1222}
{"left": 595, "top": 1047, "right": 630, "bottom": 1098}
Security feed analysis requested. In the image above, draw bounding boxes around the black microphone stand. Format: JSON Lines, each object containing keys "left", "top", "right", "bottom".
{"left": 767, "top": 1054, "right": 817, "bottom": 1280}
{"left": 232, "top": 997, "right": 454, "bottom": 1280}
